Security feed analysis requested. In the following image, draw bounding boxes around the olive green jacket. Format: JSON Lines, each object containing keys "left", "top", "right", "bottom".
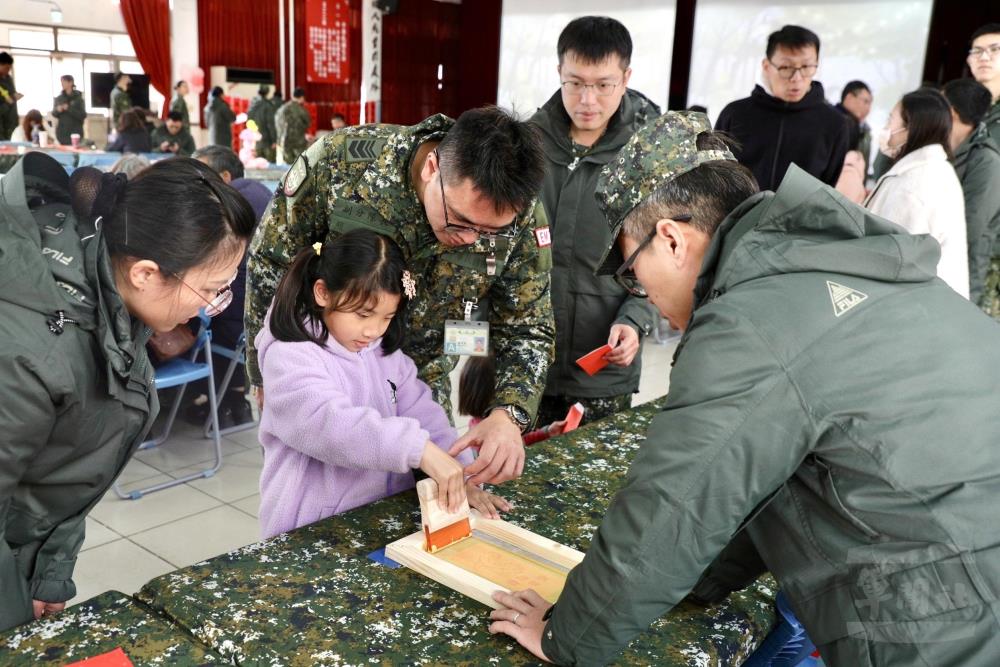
{"left": 203, "top": 96, "right": 236, "bottom": 148}
{"left": 246, "top": 114, "right": 555, "bottom": 421}
{"left": 954, "top": 123, "right": 1000, "bottom": 308}
{"left": 985, "top": 98, "right": 1000, "bottom": 149}
{"left": 0, "top": 153, "right": 157, "bottom": 632}
{"left": 0, "top": 74, "right": 19, "bottom": 140}
{"left": 109, "top": 86, "right": 131, "bottom": 129}
{"left": 52, "top": 89, "right": 86, "bottom": 145}
{"left": 530, "top": 89, "right": 658, "bottom": 399}
{"left": 170, "top": 94, "right": 189, "bottom": 131}
{"left": 542, "top": 166, "right": 1000, "bottom": 666}
{"left": 150, "top": 125, "right": 196, "bottom": 157}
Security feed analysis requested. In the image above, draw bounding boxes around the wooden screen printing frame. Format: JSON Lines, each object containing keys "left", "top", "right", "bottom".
{"left": 385, "top": 513, "right": 585, "bottom": 609}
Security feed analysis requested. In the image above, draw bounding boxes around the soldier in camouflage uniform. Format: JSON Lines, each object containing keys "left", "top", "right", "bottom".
{"left": 170, "top": 80, "right": 191, "bottom": 131}
{"left": 247, "top": 85, "right": 277, "bottom": 163}
{"left": 274, "top": 87, "right": 312, "bottom": 165}
{"left": 0, "top": 52, "right": 20, "bottom": 141}
{"left": 109, "top": 73, "right": 131, "bottom": 131}
{"left": 247, "top": 106, "right": 554, "bottom": 485}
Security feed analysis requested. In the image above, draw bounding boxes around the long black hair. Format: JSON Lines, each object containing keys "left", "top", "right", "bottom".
{"left": 269, "top": 229, "right": 409, "bottom": 353}
{"left": 896, "top": 88, "right": 954, "bottom": 164}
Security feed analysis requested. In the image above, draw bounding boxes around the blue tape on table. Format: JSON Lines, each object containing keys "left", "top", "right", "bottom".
{"left": 367, "top": 547, "right": 401, "bottom": 568}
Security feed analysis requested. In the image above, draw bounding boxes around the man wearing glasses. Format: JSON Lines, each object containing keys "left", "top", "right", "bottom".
{"left": 716, "top": 25, "right": 850, "bottom": 192}
{"left": 246, "top": 106, "right": 554, "bottom": 486}
{"left": 490, "top": 111, "right": 1000, "bottom": 667}
{"left": 529, "top": 16, "right": 659, "bottom": 429}
{"left": 969, "top": 23, "right": 1000, "bottom": 147}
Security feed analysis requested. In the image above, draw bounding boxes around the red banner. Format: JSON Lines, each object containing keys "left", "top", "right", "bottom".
{"left": 306, "top": 0, "right": 350, "bottom": 84}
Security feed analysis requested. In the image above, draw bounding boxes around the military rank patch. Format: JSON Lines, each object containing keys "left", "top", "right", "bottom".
{"left": 534, "top": 226, "right": 552, "bottom": 247}
{"left": 283, "top": 155, "right": 309, "bottom": 196}
{"left": 345, "top": 137, "right": 386, "bottom": 163}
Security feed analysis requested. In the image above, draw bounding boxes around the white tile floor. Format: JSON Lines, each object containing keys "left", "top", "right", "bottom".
{"left": 68, "top": 336, "right": 679, "bottom": 608}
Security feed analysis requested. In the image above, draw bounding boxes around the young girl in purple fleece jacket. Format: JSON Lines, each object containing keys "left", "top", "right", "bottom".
{"left": 256, "top": 230, "right": 508, "bottom": 538}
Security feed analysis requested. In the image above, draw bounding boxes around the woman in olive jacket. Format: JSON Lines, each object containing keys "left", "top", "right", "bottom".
{"left": 0, "top": 153, "right": 255, "bottom": 631}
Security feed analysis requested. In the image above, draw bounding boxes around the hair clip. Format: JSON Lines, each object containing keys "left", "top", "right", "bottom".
{"left": 313, "top": 241, "right": 322, "bottom": 256}
{"left": 402, "top": 271, "right": 416, "bottom": 299}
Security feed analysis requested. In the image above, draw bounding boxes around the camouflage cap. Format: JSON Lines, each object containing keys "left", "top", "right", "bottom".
{"left": 594, "top": 111, "right": 735, "bottom": 275}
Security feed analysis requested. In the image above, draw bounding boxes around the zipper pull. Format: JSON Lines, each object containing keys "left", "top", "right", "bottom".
{"left": 46, "top": 310, "right": 76, "bottom": 335}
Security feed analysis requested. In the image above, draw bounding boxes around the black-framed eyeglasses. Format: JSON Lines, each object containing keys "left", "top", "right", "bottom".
{"left": 436, "top": 150, "right": 518, "bottom": 241}
{"left": 174, "top": 270, "right": 237, "bottom": 317}
{"left": 560, "top": 79, "right": 622, "bottom": 97}
{"left": 613, "top": 213, "right": 693, "bottom": 298}
{"left": 767, "top": 61, "right": 818, "bottom": 80}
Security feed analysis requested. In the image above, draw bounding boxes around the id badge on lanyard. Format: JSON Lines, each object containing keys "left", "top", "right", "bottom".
{"left": 444, "top": 298, "right": 490, "bottom": 357}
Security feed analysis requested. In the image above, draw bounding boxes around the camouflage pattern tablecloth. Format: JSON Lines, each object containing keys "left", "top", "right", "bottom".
{"left": 137, "top": 398, "right": 777, "bottom": 666}
{"left": 0, "top": 591, "right": 224, "bottom": 666}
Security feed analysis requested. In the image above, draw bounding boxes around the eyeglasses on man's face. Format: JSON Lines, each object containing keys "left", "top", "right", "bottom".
{"left": 560, "top": 80, "right": 623, "bottom": 98}
{"left": 614, "top": 213, "right": 693, "bottom": 298}
{"left": 969, "top": 44, "right": 1000, "bottom": 60}
{"left": 436, "top": 150, "right": 518, "bottom": 240}
{"left": 767, "top": 61, "right": 818, "bottom": 80}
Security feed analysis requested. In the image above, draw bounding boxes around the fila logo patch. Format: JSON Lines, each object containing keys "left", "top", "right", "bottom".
{"left": 827, "top": 280, "right": 868, "bottom": 317}
{"left": 534, "top": 226, "right": 552, "bottom": 247}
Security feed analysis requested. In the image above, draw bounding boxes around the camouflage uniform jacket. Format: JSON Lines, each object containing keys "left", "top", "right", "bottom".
{"left": 274, "top": 100, "right": 311, "bottom": 164}
{"left": 52, "top": 89, "right": 86, "bottom": 145}
{"left": 0, "top": 74, "right": 18, "bottom": 141}
{"left": 953, "top": 122, "right": 1000, "bottom": 311}
{"left": 169, "top": 94, "right": 189, "bottom": 131}
{"left": 246, "top": 114, "right": 555, "bottom": 420}
{"left": 109, "top": 87, "right": 131, "bottom": 129}
{"left": 247, "top": 95, "right": 276, "bottom": 145}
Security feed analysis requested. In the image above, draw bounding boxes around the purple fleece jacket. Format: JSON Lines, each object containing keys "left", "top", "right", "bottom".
{"left": 256, "top": 316, "right": 470, "bottom": 538}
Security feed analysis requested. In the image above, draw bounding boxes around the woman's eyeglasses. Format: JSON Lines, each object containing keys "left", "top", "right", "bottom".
{"left": 613, "top": 213, "right": 693, "bottom": 298}
{"left": 174, "top": 271, "right": 237, "bottom": 317}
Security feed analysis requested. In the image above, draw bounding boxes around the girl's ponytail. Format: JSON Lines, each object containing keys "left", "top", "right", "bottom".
{"left": 269, "top": 246, "right": 326, "bottom": 344}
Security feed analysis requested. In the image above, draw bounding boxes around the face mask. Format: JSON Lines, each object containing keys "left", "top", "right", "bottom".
{"left": 878, "top": 126, "right": 906, "bottom": 159}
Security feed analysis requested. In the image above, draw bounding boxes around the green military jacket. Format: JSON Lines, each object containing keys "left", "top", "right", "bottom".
{"left": 170, "top": 94, "right": 189, "bottom": 131}
{"left": 0, "top": 73, "right": 19, "bottom": 140}
{"left": 531, "top": 89, "right": 658, "bottom": 399}
{"left": 0, "top": 153, "right": 157, "bottom": 632}
{"left": 953, "top": 122, "right": 1000, "bottom": 310}
{"left": 150, "top": 125, "right": 196, "bottom": 157}
{"left": 246, "top": 114, "right": 555, "bottom": 420}
{"left": 52, "top": 89, "right": 86, "bottom": 145}
{"left": 274, "top": 100, "right": 311, "bottom": 164}
{"left": 204, "top": 96, "right": 236, "bottom": 148}
{"left": 109, "top": 86, "right": 131, "bottom": 129}
{"left": 542, "top": 166, "right": 1000, "bottom": 666}
{"left": 985, "top": 98, "right": 1000, "bottom": 149}
{"left": 247, "top": 94, "right": 277, "bottom": 163}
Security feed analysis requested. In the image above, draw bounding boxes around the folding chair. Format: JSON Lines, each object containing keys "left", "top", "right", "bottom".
{"left": 113, "top": 315, "right": 223, "bottom": 500}
{"left": 203, "top": 329, "right": 257, "bottom": 438}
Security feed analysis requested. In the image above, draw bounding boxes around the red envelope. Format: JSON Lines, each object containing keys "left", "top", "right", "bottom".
{"left": 563, "top": 402, "right": 585, "bottom": 433}
{"left": 575, "top": 344, "right": 613, "bottom": 376}
{"left": 66, "top": 648, "right": 134, "bottom": 667}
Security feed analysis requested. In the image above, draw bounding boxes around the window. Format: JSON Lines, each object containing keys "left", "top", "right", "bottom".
{"left": 58, "top": 30, "right": 112, "bottom": 55}
{"left": 111, "top": 34, "right": 135, "bottom": 57}
{"left": 9, "top": 28, "right": 55, "bottom": 51}
{"left": 9, "top": 52, "right": 54, "bottom": 125}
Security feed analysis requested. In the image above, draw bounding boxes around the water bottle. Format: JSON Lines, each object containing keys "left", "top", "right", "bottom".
{"left": 31, "top": 124, "right": 40, "bottom": 146}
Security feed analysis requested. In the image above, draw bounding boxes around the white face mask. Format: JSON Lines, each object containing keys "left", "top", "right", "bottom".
{"left": 878, "top": 126, "right": 906, "bottom": 159}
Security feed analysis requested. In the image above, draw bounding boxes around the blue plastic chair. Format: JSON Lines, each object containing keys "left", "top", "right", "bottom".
{"left": 113, "top": 315, "right": 223, "bottom": 500}
{"left": 743, "top": 591, "right": 817, "bottom": 666}
{"left": 202, "top": 330, "right": 257, "bottom": 438}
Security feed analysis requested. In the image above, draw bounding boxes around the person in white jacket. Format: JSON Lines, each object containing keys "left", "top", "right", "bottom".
{"left": 865, "top": 89, "right": 969, "bottom": 297}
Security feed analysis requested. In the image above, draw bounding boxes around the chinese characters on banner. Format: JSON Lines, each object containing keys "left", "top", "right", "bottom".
{"left": 360, "top": 0, "right": 382, "bottom": 122}
{"left": 306, "top": 0, "right": 350, "bottom": 84}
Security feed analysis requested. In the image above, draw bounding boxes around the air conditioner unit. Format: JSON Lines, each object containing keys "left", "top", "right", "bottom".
{"left": 210, "top": 66, "right": 276, "bottom": 100}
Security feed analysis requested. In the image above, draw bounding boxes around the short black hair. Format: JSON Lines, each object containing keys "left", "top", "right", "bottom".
{"left": 193, "top": 145, "right": 244, "bottom": 180}
{"left": 210, "top": 86, "right": 224, "bottom": 98}
{"left": 258, "top": 85, "right": 270, "bottom": 96}
{"left": 114, "top": 72, "right": 128, "bottom": 83}
{"left": 292, "top": 87, "right": 306, "bottom": 99}
{"left": 623, "top": 131, "right": 759, "bottom": 241}
{"left": 897, "top": 88, "right": 954, "bottom": 164}
{"left": 436, "top": 105, "right": 544, "bottom": 215}
{"left": 458, "top": 355, "right": 496, "bottom": 419}
{"left": 0, "top": 52, "right": 13, "bottom": 65}
{"left": 174, "top": 80, "right": 186, "bottom": 89}
{"left": 269, "top": 230, "right": 409, "bottom": 353}
{"left": 766, "top": 25, "right": 820, "bottom": 59}
{"left": 687, "top": 104, "right": 707, "bottom": 114}
{"left": 942, "top": 78, "right": 993, "bottom": 127}
{"left": 331, "top": 112, "right": 346, "bottom": 121}
{"left": 557, "top": 16, "right": 632, "bottom": 68}
{"left": 166, "top": 110, "right": 184, "bottom": 123}
{"left": 971, "top": 23, "right": 1000, "bottom": 44}
{"left": 841, "top": 80, "right": 870, "bottom": 102}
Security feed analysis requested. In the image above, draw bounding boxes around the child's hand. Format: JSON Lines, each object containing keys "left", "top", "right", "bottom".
{"left": 420, "top": 442, "right": 466, "bottom": 513}
{"left": 466, "top": 482, "right": 511, "bottom": 520}
{"left": 547, "top": 420, "right": 567, "bottom": 436}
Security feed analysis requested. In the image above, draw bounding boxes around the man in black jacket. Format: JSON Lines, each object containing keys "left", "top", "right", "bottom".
{"left": 715, "top": 25, "right": 850, "bottom": 191}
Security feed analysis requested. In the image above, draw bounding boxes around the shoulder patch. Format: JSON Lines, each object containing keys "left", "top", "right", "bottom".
{"left": 283, "top": 155, "right": 309, "bottom": 197}
{"left": 345, "top": 137, "right": 386, "bottom": 163}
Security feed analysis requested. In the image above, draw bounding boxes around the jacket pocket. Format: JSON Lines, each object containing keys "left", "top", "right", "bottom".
{"left": 811, "top": 456, "right": 881, "bottom": 540}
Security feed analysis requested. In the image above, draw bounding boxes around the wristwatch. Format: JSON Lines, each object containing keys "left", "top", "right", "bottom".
{"left": 495, "top": 404, "right": 531, "bottom": 432}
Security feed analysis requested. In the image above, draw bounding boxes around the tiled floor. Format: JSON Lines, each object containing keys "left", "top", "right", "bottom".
{"left": 68, "top": 335, "right": 678, "bottom": 607}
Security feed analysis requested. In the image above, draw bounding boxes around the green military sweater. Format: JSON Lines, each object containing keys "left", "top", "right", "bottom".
{"left": 246, "top": 114, "right": 555, "bottom": 420}
{"left": 542, "top": 166, "right": 1000, "bottom": 666}
{"left": 953, "top": 122, "right": 1000, "bottom": 309}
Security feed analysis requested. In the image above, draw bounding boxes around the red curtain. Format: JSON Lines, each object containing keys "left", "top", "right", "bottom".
{"left": 120, "top": 0, "right": 172, "bottom": 119}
